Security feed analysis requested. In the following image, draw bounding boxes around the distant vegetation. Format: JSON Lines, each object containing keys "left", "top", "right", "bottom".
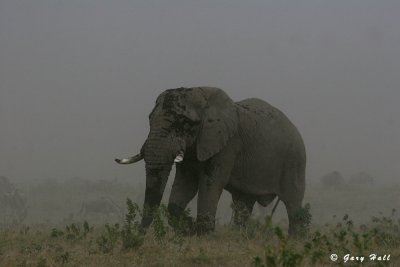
{"left": 1, "top": 175, "right": 398, "bottom": 226}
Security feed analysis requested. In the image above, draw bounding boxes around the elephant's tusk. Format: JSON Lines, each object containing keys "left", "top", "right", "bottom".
{"left": 174, "top": 151, "right": 184, "bottom": 163}
{"left": 115, "top": 153, "right": 143, "bottom": 164}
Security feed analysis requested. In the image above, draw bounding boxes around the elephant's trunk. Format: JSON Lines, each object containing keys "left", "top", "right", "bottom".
{"left": 140, "top": 131, "right": 181, "bottom": 228}
{"left": 141, "top": 166, "right": 171, "bottom": 228}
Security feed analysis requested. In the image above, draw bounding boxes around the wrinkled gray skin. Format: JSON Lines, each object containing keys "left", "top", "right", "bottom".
{"left": 116, "top": 87, "right": 306, "bottom": 236}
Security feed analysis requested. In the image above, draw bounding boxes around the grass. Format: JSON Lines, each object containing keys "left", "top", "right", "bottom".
{"left": 1, "top": 200, "right": 399, "bottom": 267}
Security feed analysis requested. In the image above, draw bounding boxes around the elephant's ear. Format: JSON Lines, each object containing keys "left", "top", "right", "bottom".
{"left": 196, "top": 89, "right": 238, "bottom": 161}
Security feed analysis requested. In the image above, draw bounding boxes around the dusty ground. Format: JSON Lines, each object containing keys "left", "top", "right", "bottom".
{"left": 1, "top": 207, "right": 399, "bottom": 266}
{"left": 1, "top": 179, "right": 399, "bottom": 266}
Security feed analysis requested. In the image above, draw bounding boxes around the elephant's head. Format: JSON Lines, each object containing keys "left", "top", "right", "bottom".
{"left": 116, "top": 87, "right": 238, "bottom": 228}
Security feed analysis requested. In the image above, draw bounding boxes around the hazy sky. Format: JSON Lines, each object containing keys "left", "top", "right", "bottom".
{"left": 1, "top": 0, "right": 399, "bottom": 184}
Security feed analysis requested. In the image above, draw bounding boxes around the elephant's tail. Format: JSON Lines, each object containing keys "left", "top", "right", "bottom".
{"left": 270, "top": 197, "right": 280, "bottom": 218}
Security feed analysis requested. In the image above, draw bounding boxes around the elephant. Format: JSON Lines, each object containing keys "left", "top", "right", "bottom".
{"left": 320, "top": 171, "right": 345, "bottom": 190}
{"left": 348, "top": 172, "right": 374, "bottom": 187}
{"left": 115, "top": 87, "right": 306, "bottom": 236}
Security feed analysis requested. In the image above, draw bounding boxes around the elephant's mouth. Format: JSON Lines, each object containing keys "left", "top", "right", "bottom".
{"left": 174, "top": 150, "right": 185, "bottom": 163}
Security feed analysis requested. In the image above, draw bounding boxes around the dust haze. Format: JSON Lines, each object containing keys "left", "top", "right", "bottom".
{"left": 0, "top": 0, "right": 399, "bottom": 225}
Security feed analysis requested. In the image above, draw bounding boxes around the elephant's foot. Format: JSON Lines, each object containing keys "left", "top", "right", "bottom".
{"left": 196, "top": 215, "right": 215, "bottom": 235}
{"left": 167, "top": 203, "right": 196, "bottom": 236}
{"left": 288, "top": 222, "right": 302, "bottom": 238}
{"left": 232, "top": 209, "right": 251, "bottom": 228}
{"left": 170, "top": 216, "right": 196, "bottom": 236}
{"left": 287, "top": 204, "right": 311, "bottom": 238}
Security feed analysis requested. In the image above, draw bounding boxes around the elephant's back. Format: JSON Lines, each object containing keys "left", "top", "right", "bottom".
{"left": 235, "top": 98, "right": 297, "bottom": 134}
{"left": 236, "top": 98, "right": 284, "bottom": 120}
{"left": 237, "top": 97, "right": 305, "bottom": 153}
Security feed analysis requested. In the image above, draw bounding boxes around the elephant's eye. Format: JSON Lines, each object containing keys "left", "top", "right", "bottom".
{"left": 169, "top": 115, "right": 196, "bottom": 133}
{"left": 172, "top": 116, "right": 186, "bottom": 127}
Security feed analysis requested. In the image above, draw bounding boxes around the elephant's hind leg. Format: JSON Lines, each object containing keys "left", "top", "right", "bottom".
{"left": 231, "top": 192, "right": 256, "bottom": 227}
{"left": 280, "top": 161, "right": 306, "bottom": 237}
{"left": 282, "top": 200, "right": 303, "bottom": 237}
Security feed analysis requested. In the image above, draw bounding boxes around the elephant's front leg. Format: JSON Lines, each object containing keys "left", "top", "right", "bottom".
{"left": 167, "top": 164, "right": 199, "bottom": 235}
{"left": 196, "top": 158, "right": 235, "bottom": 235}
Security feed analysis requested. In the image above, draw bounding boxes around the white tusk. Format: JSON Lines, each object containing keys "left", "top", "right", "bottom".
{"left": 115, "top": 153, "right": 143, "bottom": 164}
{"left": 119, "top": 158, "right": 133, "bottom": 164}
{"left": 174, "top": 151, "right": 184, "bottom": 163}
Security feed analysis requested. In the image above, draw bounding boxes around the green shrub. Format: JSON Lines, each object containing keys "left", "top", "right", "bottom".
{"left": 121, "top": 198, "right": 144, "bottom": 250}
{"left": 294, "top": 203, "right": 312, "bottom": 237}
{"left": 50, "top": 228, "right": 64, "bottom": 238}
{"left": 253, "top": 226, "right": 304, "bottom": 267}
{"left": 96, "top": 223, "right": 120, "bottom": 254}
{"left": 65, "top": 223, "right": 80, "bottom": 240}
{"left": 152, "top": 204, "right": 167, "bottom": 243}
